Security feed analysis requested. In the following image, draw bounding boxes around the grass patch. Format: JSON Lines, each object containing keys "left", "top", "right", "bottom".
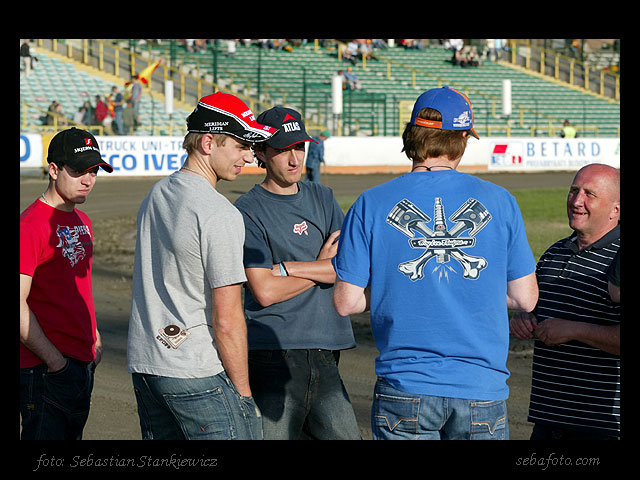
{"left": 335, "top": 187, "right": 572, "bottom": 262}
{"left": 513, "top": 188, "right": 572, "bottom": 260}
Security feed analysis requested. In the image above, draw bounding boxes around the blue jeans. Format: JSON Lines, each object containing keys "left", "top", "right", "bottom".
{"left": 372, "top": 377, "right": 508, "bottom": 440}
{"left": 132, "top": 371, "right": 262, "bottom": 440}
{"left": 305, "top": 166, "right": 321, "bottom": 183}
{"left": 248, "top": 349, "right": 361, "bottom": 439}
{"left": 20, "top": 357, "right": 95, "bottom": 440}
{"left": 114, "top": 109, "right": 124, "bottom": 135}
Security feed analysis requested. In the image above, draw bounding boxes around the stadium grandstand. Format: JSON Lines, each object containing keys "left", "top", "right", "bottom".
{"left": 20, "top": 38, "right": 619, "bottom": 139}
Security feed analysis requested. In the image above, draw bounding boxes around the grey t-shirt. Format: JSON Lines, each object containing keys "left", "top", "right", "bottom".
{"left": 234, "top": 181, "right": 355, "bottom": 351}
{"left": 127, "top": 171, "right": 247, "bottom": 378}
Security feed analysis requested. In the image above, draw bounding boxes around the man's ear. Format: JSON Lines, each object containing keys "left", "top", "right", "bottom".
{"left": 48, "top": 162, "right": 60, "bottom": 180}
{"left": 200, "top": 133, "right": 215, "bottom": 155}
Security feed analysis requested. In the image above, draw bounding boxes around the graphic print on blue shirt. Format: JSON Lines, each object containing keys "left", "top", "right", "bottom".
{"left": 386, "top": 197, "right": 491, "bottom": 281}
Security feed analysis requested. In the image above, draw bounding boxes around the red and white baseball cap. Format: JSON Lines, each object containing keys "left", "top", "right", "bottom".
{"left": 187, "top": 92, "right": 278, "bottom": 142}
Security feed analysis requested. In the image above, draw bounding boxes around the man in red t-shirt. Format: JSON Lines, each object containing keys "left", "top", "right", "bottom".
{"left": 20, "top": 127, "right": 113, "bottom": 440}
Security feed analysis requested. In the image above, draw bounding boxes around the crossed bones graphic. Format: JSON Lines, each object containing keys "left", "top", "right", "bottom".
{"left": 386, "top": 197, "right": 492, "bottom": 281}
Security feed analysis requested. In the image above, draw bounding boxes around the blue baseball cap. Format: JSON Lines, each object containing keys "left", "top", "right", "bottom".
{"left": 410, "top": 86, "right": 479, "bottom": 139}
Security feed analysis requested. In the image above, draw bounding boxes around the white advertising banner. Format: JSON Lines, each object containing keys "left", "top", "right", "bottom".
{"left": 21, "top": 134, "right": 620, "bottom": 175}
{"left": 95, "top": 136, "right": 187, "bottom": 176}
{"left": 485, "top": 137, "right": 620, "bottom": 171}
{"left": 20, "top": 133, "right": 44, "bottom": 168}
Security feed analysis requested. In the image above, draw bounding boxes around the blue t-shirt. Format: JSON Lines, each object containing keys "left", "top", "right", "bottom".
{"left": 235, "top": 181, "right": 355, "bottom": 351}
{"left": 333, "top": 170, "right": 536, "bottom": 400}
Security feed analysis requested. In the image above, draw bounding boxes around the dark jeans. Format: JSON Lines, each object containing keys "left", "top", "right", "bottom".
{"left": 248, "top": 349, "right": 361, "bottom": 440}
{"left": 305, "top": 166, "right": 321, "bottom": 183}
{"left": 20, "top": 358, "right": 95, "bottom": 440}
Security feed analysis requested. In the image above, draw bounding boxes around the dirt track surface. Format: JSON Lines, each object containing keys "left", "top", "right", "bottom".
{"left": 19, "top": 171, "right": 576, "bottom": 440}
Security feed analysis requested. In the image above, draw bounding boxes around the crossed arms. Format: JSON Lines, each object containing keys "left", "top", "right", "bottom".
{"left": 245, "top": 230, "right": 341, "bottom": 308}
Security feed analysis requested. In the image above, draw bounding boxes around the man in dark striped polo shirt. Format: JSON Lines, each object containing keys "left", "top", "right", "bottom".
{"left": 510, "top": 163, "right": 620, "bottom": 440}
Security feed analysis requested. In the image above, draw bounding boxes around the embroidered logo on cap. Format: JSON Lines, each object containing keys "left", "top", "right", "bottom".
{"left": 453, "top": 111, "right": 472, "bottom": 128}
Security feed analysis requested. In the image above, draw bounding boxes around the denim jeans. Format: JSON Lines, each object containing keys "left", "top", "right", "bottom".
{"left": 305, "top": 167, "right": 321, "bottom": 184}
{"left": 20, "top": 357, "right": 95, "bottom": 440}
{"left": 131, "top": 371, "right": 262, "bottom": 440}
{"left": 372, "top": 377, "right": 508, "bottom": 440}
{"left": 248, "top": 349, "right": 361, "bottom": 440}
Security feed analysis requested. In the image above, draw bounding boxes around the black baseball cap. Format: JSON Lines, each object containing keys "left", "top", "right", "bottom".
{"left": 257, "top": 106, "right": 317, "bottom": 149}
{"left": 47, "top": 127, "right": 113, "bottom": 173}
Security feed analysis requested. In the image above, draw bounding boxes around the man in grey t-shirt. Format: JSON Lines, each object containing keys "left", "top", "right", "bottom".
{"left": 127, "top": 92, "right": 277, "bottom": 440}
{"left": 234, "top": 107, "right": 360, "bottom": 440}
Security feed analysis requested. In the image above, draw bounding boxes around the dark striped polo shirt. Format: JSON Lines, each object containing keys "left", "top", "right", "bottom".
{"left": 528, "top": 224, "right": 620, "bottom": 437}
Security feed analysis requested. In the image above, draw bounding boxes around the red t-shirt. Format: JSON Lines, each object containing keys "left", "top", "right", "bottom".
{"left": 20, "top": 199, "right": 97, "bottom": 368}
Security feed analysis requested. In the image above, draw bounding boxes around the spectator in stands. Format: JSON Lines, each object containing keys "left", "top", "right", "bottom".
{"left": 184, "top": 39, "right": 208, "bottom": 53}
{"left": 370, "top": 39, "right": 388, "bottom": 51}
{"left": 445, "top": 39, "right": 464, "bottom": 52}
{"left": 488, "top": 39, "right": 507, "bottom": 61}
{"left": 94, "top": 95, "right": 113, "bottom": 135}
{"left": 43, "top": 101, "right": 57, "bottom": 125}
{"left": 226, "top": 39, "right": 237, "bottom": 58}
{"left": 343, "top": 67, "right": 362, "bottom": 90}
{"left": 122, "top": 99, "right": 138, "bottom": 135}
{"left": 451, "top": 47, "right": 466, "bottom": 66}
{"left": 343, "top": 41, "right": 358, "bottom": 65}
{"left": 356, "top": 39, "right": 372, "bottom": 60}
{"left": 81, "top": 101, "right": 94, "bottom": 126}
{"left": 129, "top": 74, "right": 142, "bottom": 118}
{"left": 110, "top": 86, "right": 124, "bottom": 135}
{"left": 73, "top": 106, "right": 87, "bottom": 125}
{"left": 94, "top": 96, "right": 106, "bottom": 123}
{"left": 560, "top": 119, "right": 578, "bottom": 138}
{"left": 46, "top": 102, "right": 68, "bottom": 127}
{"left": 465, "top": 46, "right": 481, "bottom": 67}
{"left": 401, "top": 39, "right": 424, "bottom": 50}
{"left": 20, "top": 39, "right": 37, "bottom": 77}
{"left": 336, "top": 70, "right": 347, "bottom": 90}
{"left": 510, "top": 164, "right": 620, "bottom": 440}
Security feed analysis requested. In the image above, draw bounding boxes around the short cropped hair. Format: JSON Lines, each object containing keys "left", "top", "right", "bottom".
{"left": 182, "top": 132, "right": 229, "bottom": 155}
{"left": 401, "top": 108, "right": 469, "bottom": 162}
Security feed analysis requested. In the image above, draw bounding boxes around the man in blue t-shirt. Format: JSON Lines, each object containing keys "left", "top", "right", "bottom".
{"left": 234, "top": 107, "right": 360, "bottom": 440}
{"left": 332, "top": 87, "right": 539, "bottom": 440}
